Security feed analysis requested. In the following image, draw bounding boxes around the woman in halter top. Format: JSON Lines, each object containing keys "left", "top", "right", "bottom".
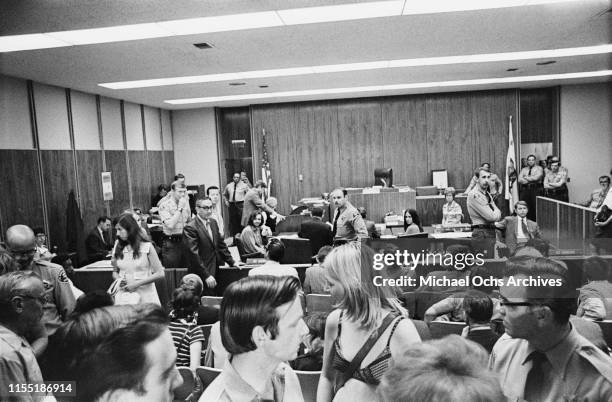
{"left": 317, "top": 243, "right": 421, "bottom": 402}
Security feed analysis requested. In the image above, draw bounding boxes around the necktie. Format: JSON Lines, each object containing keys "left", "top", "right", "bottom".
{"left": 204, "top": 219, "right": 213, "bottom": 240}
{"left": 522, "top": 218, "right": 531, "bottom": 239}
{"left": 332, "top": 209, "right": 341, "bottom": 236}
{"left": 528, "top": 167, "right": 532, "bottom": 176}
{"left": 232, "top": 182, "right": 237, "bottom": 202}
{"left": 524, "top": 351, "right": 550, "bottom": 401}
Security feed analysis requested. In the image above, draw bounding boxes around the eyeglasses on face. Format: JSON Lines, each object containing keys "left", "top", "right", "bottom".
{"left": 499, "top": 301, "right": 534, "bottom": 307}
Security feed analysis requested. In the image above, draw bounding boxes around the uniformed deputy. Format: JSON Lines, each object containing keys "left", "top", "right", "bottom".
{"left": 329, "top": 188, "right": 368, "bottom": 245}
{"left": 5, "top": 225, "right": 76, "bottom": 337}
{"left": 490, "top": 257, "right": 612, "bottom": 401}
{"left": 467, "top": 168, "right": 501, "bottom": 238}
{"left": 518, "top": 154, "right": 544, "bottom": 221}
{"left": 158, "top": 181, "right": 192, "bottom": 268}
{"left": 543, "top": 157, "right": 569, "bottom": 202}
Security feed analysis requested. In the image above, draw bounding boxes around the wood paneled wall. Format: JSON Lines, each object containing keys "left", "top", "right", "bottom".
{"left": 249, "top": 89, "right": 518, "bottom": 213}
{"left": 0, "top": 75, "right": 175, "bottom": 251}
{"left": 520, "top": 87, "right": 559, "bottom": 148}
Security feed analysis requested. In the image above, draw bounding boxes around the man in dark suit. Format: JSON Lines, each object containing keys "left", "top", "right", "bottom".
{"left": 495, "top": 201, "right": 542, "bottom": 255}
{"left": 241, "top": 180, "right": 285, "bottom": 228}
{"left": 85, "top": 216, "right": 112, "bottom": 263}
{"left": 183, "top": 197, "right": 239, "bottom": 295}
{"left": 462, "top": 293, "right": 500, "bottom": 353}
{"left": 298, "top": 207, "right": 333, "bottom": 256}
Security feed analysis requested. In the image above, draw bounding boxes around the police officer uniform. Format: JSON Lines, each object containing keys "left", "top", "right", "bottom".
{"left": 30, "top": 260, "right": 76, "bottom": 336}
{"left": 490, "top": 328, "right": 612, "bottom": 401}
{"left": 467, "top": 187, "right": 501, "bottom": 257}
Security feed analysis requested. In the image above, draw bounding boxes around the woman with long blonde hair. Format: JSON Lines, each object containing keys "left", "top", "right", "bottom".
{"left": 317, "top": 243, "right": 421, "bottom": 402}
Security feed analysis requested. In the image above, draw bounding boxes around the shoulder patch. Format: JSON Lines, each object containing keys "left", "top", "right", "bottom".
{"left": 578, "top": 346, "right": 612, "bottom": 384}
{"left": 57, "top": 269, "right": 70, "bottom": 283}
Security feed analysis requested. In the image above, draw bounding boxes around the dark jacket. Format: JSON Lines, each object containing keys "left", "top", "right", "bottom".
{"left": 85, "top": 227, "right": 111, "bottom": 263}
{"left": 298, "top": 218, "right": 333, "bottom": 256}
{"left": 183, "top": 217, "right": 235, "bottom": 280}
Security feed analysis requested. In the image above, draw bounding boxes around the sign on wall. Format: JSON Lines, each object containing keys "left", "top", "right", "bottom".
{"left": 102, "top": 172, "right": 113, "bottom": 201}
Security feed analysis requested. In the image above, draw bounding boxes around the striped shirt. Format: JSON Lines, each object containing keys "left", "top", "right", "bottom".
{"left": 168, "top": 320, "right": 205, "bottom": 368}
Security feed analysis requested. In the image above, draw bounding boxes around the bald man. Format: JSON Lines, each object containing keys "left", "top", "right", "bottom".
{"left": 5, "top": 225, "right": 75, "bottom": 336}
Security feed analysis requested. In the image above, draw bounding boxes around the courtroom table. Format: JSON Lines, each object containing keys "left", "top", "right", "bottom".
{"left": 217, "top": 264, "right": 312, "bottom": 294}
{"left": 330, "top": 188, "right": 416, "bottom": 223}
{"left": 416, "top": 194, "right": 470, "bottom": 227}
{"left": 73, "top": 260, "right": 188, "bottom": 310}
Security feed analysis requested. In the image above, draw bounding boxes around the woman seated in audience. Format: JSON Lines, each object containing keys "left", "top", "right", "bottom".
{"left": 111, "top": 213, "right": 164, "bottom": 305}
{"left": 403, "top": 209, "right": 423, "bottom": 235}
{"left": 291, "top": 312, "right": 328, "bottom": 371}
{"left": 441, "top": 187, "right": 463, "bottom": 225}
{"left": 180, "top": 274, "right": 219, "bottom": 325}
{"left": 318, "top": 243, "right": 421, "bottom": 402}
{"left": 577, "top": 256, "right": 612, "bottom": 321}
{"left": 379, "top": 335, "right": 503, "bottom": 402}
{"left": 168, "top": 287, "right": 205, "bottom": 371}
{"left": 240, "top": 210, "right": 270, "bottom": 256}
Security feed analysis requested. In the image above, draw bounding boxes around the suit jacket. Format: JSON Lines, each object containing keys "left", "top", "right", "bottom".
{"left": 466, "top": 327, "right": 500, "bottom": 353}
{"left": 85, "top": 228, "right": 111, "bottom": 262}
{"left": 496, "top": 216, "right": 542, "bottom": 255}
{"left": 241, "top": 189, "right": 274, "bottom": 227}
{"left": 183, "top": 217, "right": 235, "bottom": 280}
{"left": 298, "top": 218, "right": 333, "bottom": 256}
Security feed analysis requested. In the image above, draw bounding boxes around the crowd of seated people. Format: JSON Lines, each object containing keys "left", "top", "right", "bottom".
{"left": 2, "top": 162, "right": 612, "bottom": 402}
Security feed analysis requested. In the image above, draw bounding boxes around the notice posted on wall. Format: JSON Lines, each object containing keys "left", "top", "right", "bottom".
{"left": 102, "top": 172, "right": 113, "bottom": 201}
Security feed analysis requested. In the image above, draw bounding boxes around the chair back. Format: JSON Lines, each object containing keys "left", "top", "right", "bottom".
{"left": 173, "top": 367, "right": 195, "bottom": 401}
{"left": 429, "top": 321, "right": 466, "bottom": 339}
{"left": 196, "top": 366, "right": 223, "bottom": 391}
{"left": 595, "top": 320, "right": 612, "bottom": 348}
{"left": 410, "top": 319, "right": 431, "bottom": 341}
{"left": 279, "top": 238, "right": 312, "bottom": 264}
{"left": 201, "top": 296, "right": 223, "bottom": 309}
{"left": 294, "top": 370, "right": 321, "bottom": 402}
{"left": 306, "top": 293, "right": 333, "bottom": 313}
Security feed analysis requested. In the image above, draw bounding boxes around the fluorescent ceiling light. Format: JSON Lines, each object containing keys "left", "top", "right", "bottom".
{"left": 401, "top": 0, "right": 581, "bottom": 15}
{"left": 0, "top": 33, "right": 70, "bottom": 52}
{"left": 0, "top": 0, "right": 587, "bottom": 52}
{"left": 165, "top": 70, "right": 612, "bottom": 105}
{"left": 47, "top": 23, "right": 171, "bottom": 45}
{"left": 158, "top": 12, "right": 283, "bottom": 35}
{"left": 100, "top": 44, "right": 612, "bottom": 89}
{"left": 277, "top": 1, "right": 404, "bottom": 24}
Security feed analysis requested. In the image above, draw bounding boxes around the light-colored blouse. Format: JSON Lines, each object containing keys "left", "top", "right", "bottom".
{"left": 442, "top": 201, "right": 463, "bottom": 225}
{"left": 113, "top": 241, "right": 161, "bottom": 305}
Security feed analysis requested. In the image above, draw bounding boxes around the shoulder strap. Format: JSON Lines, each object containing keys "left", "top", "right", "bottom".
{"left": 337, "top": 313, "right": 396, "bottom": 390}
{"left": 385, "top": 316, "right": 404, "bottom": 348}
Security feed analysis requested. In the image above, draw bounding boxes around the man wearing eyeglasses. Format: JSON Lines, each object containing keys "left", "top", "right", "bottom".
{"left": 490, "top": 257, "right": 612, "bottom": 401}
{"left": 5, "top": 225, "right": 75, "bottom": 337}
{"left": 183, "top": 197, "right": 239, "bottom": 295}
{"left": 0, "top": 271, "right": 49, "bottom": 400}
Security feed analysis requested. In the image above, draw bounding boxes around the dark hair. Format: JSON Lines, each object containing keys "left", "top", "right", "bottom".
{"left": 311, "top": 207, "right": 324, "bottom": 218}
{"left": 171, "top": 181, "right": 186, "bottom": 191}
{"left": 331, "top": 188, "right": 348, "bottom": 197}
{"left": 266, "top": 238, "right": 285, "bottom": 262}
{"left": 514, "top": 200, "right": 528, "bottom": 209}
{"left": 97, "top": 216, "right": 110, "bottom": 225}
{"left": 583, "top": 256, "right": 611, "bottom": 282}
{"left": 113, "top": 213, "right": 147, "bottom": 260}
{"left": 33, "top": 227, "right": 45, "bottom": 236}
{"left": 51, "top": 253, "right": 71, "bottom": 266}
{"left": 174, "top": 173, "right": 185, "bottom": 180}
{"left": 157, "top": 184, "right": 170, "bottom": 192}
{"left": 171, "top": 287, "right": 199, "bottom": 321}
{"left": 504, "top": 256, "right": 576, "bottom": 325}
{"left": 357, "top": 207, "right": 367, "bottom": 219}
{"left": 403, "top": 209, "right": 423, "bottom": 232}
{"left": 206, "top": 186, "right": 220, "bottom": 195}
{"left": 317, "top": 245, "right": 333, "bottom": 263}
{"left": 220, "top": 276, "right": 301, "bottom": 354}
{"left": 304, "top": 312, "right": 327, "bottom": 340}
{"left": 527, "top": 154, "right": 536, "bottom": 160}
{"left": 254, "top": 180, "right": 267, "bottom": 188}
{"left": 247, "top": 211, "right": 263, "bottom": 227}
{"left": 481, "top": 162, "right": 491, "bottom": 168}
{"left": 463, "top": 292, "right": 493, "bottom": 324}
{"left": 599, "top": 175, "right": 611, "bottom": 184}
{"left": 72, "top": 290, "right": 114, "bottom": 317}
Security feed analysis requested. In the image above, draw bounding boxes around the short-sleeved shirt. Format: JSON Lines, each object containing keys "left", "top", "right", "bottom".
{"left": 467, "top": 188, "right": 501, "bottom": 225}
{"left": 518, "top": 165, "right": 544, "bottom": 185}
{"left": 223, "top": 181, "right": 249, "bottom": 203}
{"left": 0, "top": 325, "right": 46, "bottom": 401}
{"left": 248, "top": 261, "right": 299, "bottom": 279}
{"left": 544, "top": 168, "right": 568, "bottom": 189}
{"left": 169, "top": 320, "right": 205, "bottom": 368}
{"left": 159, "top": 196, "right": 191, "bottom": 235}
{"left": 490, "top": 327, "right": 612, "bottom": 401}
{"left": 442, "top": 201, "right": 463, "bottom": 225}
{"left": 199, "top": 360, "right": 303, "bottom": 402}
{"left": 332, "top": 202, "right": 368, "bottom": 242}
{"left": 30, "top": 260, "right": 76, "bottom": 336}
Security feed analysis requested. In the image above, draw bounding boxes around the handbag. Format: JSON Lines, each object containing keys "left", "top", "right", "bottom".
{"left": 107, "top": 278, "right": 141, "bottom": 305}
